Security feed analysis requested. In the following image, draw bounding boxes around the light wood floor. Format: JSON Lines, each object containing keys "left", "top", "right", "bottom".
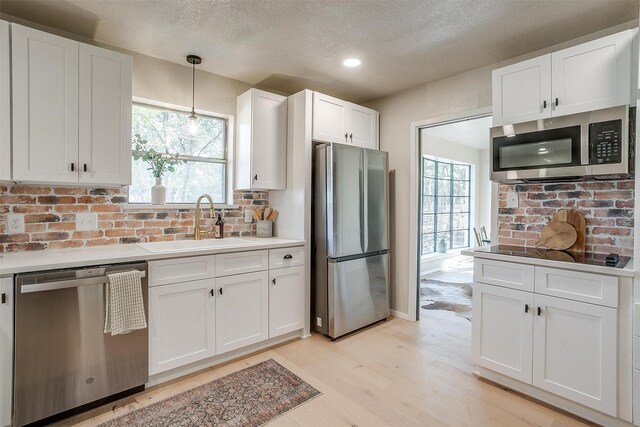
{"left": 57, "top": 310, "right": 594, "bottom": 427}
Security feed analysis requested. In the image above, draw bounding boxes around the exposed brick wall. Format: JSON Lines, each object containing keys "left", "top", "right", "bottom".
{"left": 0, "top": 184, "right": 269, "bottom": 252}
{"left": 498, "top": 180, "right": 634, "bottom": 256}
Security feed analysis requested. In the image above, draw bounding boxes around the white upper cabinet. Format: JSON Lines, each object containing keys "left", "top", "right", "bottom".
{"left": 492, "top": 29, "right": 634, "bottom": 126}
{"left": 236, "top": 88, "right": 287, "bottom": 190}
{"left": 492, "top": 56, "right": 552, "bottom": 126}
{"left": 12, "top": 24, "right": 79, "bottom": 183}
{"left": 312, "top": 91, "right": 379, "bottom": 149}
{"left": 312, "top": 92, "right": 349, "bottom": 144}
{"left": 79, "top": 44, "right": 132, "bottom": 185}
{"left": 0, "top": 21, "right": 10, "bottom": 181}
{"left": 552, "top": 30, "right": 633, "bottom": 117}
{"left": 11, "top": 24, "right": 132, "bottom": 186}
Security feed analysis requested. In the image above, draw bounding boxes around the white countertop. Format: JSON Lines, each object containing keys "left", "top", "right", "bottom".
{"left": 0, "top": 237, "right": 306, "bottom": 275}
{"left": 462, "top": 246, "right": 635, "bottom": 278}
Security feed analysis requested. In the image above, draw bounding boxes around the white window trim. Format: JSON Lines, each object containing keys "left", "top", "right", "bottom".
{"left": 131, "top": 96, "right": 235, "bottom": 206}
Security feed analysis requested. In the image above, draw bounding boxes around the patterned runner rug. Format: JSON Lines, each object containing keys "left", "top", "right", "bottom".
{"left": 99, "top": 359, "right": 321, "bottom": 427}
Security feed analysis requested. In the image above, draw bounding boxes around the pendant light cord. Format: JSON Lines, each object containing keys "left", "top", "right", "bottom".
{"left": 191, "top": 62, "right": 196, "bottom": 114}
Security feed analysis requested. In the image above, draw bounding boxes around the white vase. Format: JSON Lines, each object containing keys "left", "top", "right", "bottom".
{"left": 151, "top": 177, "right": 166, "bottom": 205}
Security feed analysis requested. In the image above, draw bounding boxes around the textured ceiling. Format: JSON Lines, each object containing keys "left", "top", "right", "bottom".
{"left": 1, "top": 0, "right": 638, "bottom": 103}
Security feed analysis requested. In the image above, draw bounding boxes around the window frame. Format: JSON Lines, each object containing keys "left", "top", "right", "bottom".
{"left": 421, "top": 157, "right": 471, "bottom": 255}
{"left": 129, "top": 97, "right": 235, "bottom": 207}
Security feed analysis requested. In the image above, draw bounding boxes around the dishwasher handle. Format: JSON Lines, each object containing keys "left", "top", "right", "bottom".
{"left": 21, "top": 271, "right": 146, "bottom": 294}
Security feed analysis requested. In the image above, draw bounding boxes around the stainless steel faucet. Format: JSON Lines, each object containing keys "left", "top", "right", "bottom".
{"left": 194, "top": 194, "right": 215, "bottom": 240}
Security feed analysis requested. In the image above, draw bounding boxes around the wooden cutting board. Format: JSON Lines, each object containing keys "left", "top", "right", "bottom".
{"left": 538, "top": 221, "right": 577, "bottom": 251}
{"left": 552, "top": 209, "right": 586, "bottom": 254}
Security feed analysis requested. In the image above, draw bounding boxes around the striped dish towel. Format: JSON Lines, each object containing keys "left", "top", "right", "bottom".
{"left": 104, "top": 270, "right": 147, "bottom": 336}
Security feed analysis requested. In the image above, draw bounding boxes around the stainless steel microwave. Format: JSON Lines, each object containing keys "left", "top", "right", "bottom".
{"left": 490, "top": 105, "right": 634, "bottom": 182}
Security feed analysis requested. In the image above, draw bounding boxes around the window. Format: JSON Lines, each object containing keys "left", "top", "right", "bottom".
{"left": 421, "top": 158, "right": 471, "bottom": 254}
{"left": 130, "top": 103, "right": 228, "bottom": 204}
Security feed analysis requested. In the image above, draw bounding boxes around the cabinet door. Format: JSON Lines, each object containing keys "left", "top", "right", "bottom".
{"left": 492, "top": 55, "right": 552, "bottom": 126}
{"left": 269, "top": 266, "right": 305, "bottom": 338}
{"left": 349, "top": 104, "right": 378, "bottom": 149}
{"left": 250, "top": 89, "right": 286, "bottom": 190}
{"left": 0, "top": 21, "right": 9, "bottom": 181}
{"left": 0, "top": 277, "right": 13, "bottom": 427}
{"left": 149, "top": 279, "right": 216, "bottom": 375}
{"left": 472, "top": 283, "right": 534, "bottom": 383}
{"left": 312, "top": 92, "right": 349, "bottom": 144}
{"left": 12, "top": 24, "right": 79, "bottom": 183}
{"left": 79, "top": 44, "right": 132, "bottom": 186}
{"left": 533, "top": 294, "right": 617, "bottom": 416}
{"left": 216, "top": 271, "right": 268, "bottom": 354}
{"left": 552, "top": 30, "right": 632, "bottom": 117}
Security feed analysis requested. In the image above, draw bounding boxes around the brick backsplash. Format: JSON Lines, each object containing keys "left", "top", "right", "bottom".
{"left": 498, "top": 180, "right": 634, "bottom": 256}
{"left": 0, "top": 184, "right": 269, "bottom": 252}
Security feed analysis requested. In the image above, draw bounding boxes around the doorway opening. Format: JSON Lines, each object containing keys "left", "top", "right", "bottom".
{"left": 417, "top": 115, "right": 492, "bottom": 322}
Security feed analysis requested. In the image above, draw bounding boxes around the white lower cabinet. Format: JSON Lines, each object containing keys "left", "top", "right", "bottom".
{"left": 148, "top": 247, "right": 304, "bottom": 376}
{"left": 474, "top": 275, "right": 619, "bottom": 416}
{"left": 533, "top": 294, "right": 617, "bottom": 416}
{"left": 0, "top": 277, "right": 13, "bottom": 427}
{"left": 149, "top": 279, "right": 216, "bottom": 375}
{"left": 269, "top": 266, "right": 305, "bottom": 338}
{"left": 472, "top": 283, "right": 533, "bottom": 383}
{"left": 215, "top": 271, "right": 269, "bottom": 354}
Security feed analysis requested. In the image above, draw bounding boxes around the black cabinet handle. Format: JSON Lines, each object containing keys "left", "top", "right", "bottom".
{"left": 555, "top": 97, "right": 559, "bottom": 107}
{"left": 283, "top": 254, "right": 293, "bottom": 260}
{"left": 537, "top": 307, "right": 542, "bottom": 316}
{"left": 218, "top": 288, "right": 223, "bottom": 295}
{"left": 524, "top": 304, "right": 529, "bottom": 313}
{"left": 210, "top": 289, "right": 214, "bottom": 297}
{"left": 543, "top": 100, "right": 547, "bottom": 109}
{"left": 253, "top": 174, "right": 258, "bottom": 181}
{"left": 70, "top": 163, "right": 75, "bottom": 172}
{"left": 1, "top": 293, "right": 5, "bottom": 304}
{"left": 349, "top": 133, "right": 353, "bottom": 142}
{"left": 272, "top": 278, "right": 276, "bottom": 285}
{"left": 83, "top": 164, "right": 88, "bottom": 172}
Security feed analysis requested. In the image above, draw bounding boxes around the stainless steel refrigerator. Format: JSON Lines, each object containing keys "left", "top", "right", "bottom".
{"left": 313, "top": 143, "right": 390, "bottom": 339}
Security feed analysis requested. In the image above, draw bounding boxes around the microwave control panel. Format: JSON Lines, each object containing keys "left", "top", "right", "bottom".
{"left": 589, "top": 119, "right": 622, "bottom": 165}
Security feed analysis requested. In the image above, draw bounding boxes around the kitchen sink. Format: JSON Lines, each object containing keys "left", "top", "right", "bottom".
{"left": 137, "top": 238, "right": 255, "bottom": 253}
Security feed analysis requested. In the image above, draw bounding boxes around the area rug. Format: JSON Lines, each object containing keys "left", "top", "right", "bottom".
{"left": 421, "top": 279, "right": 473, "bottom": 321}
{"left": 99, "top": 359, "right": 321, "bottom": 427}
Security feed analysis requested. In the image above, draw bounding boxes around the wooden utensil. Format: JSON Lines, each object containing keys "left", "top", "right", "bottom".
{"left": 537, "top": 221, "right": 578, "bottom": 251}
{"left": 267, "top": 210, "right": 279, "bottom": 221}
{"left": 264, "top": 207, "right": 272, "bottom": 221}
{"left": 252, "top": 209, "right": 261, "bottom": 221}
{"left": 552, "top": 209, "right": 586, "bottom": 253}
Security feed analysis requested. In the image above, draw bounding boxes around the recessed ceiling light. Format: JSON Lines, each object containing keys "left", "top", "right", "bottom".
{"left": 343, "top": 58, "right": 361, "bottom": 67}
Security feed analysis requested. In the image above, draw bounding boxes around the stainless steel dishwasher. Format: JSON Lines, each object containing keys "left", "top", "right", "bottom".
{"left": 14, "top": 262, "right": 149, "bottom": 427}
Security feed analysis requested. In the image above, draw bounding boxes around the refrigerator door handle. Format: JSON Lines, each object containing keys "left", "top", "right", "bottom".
{"left": 362, "top": 149, "right": 369, "bottom": 253}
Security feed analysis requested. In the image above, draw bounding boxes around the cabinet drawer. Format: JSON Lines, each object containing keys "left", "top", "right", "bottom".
{"left": 216, "top": 250, "right": 268, "bottom": 277}
{"left": 635, "top": 304, "right": 640, "bottom": 337}
{"left": 269, "top": 247, "right": 305, "bottom": 269}
{"left": 149, "top": 255, "right": 216, "bottom": 286}
{"left": 473, "top": 259, "right": 534, "bottom": 291}
{"left": 534, "top": 267, "right": 618, "bottom": 308}
{"left": 634, "top": 337, "right": 640, "bottom": 370}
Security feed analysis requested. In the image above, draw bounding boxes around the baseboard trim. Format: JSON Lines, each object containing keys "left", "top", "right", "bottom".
{"left": 391, "top": 310, "right": 415, "bottom": 321}
{"left": 474, "top": 367, "right": 633, "bottom": 427}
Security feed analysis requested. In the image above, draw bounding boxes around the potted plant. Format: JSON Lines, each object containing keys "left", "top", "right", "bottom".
{"left": 437, "top": 237, "right": 448, "bottom": 253}
{"left": 132, "top": 134, "right": 184, "bottom": 205}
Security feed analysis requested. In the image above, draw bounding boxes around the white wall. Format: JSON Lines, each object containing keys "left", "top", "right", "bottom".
{"left": 367, "top": 20, "right": 637, "bottom": 317}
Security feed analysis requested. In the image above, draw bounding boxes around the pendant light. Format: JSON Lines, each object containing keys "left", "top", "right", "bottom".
{"left": 186, "top": 55, "right": 202, "bottom": 135}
